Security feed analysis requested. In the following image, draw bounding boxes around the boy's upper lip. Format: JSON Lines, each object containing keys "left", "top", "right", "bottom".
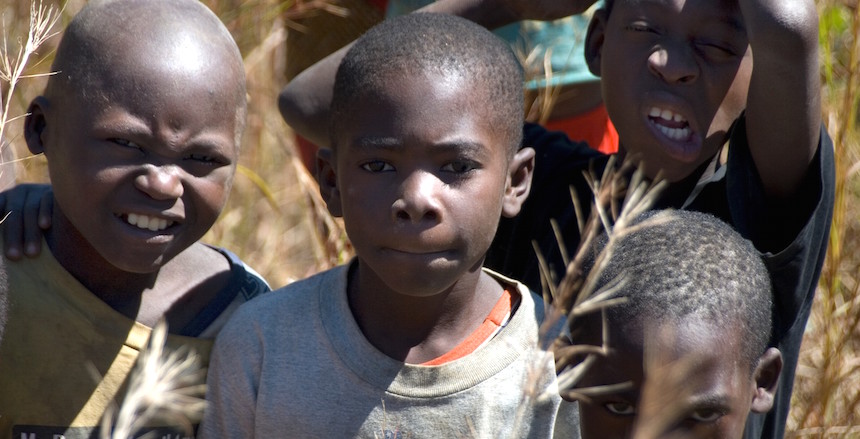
{"left": 640, "top": 91, "right": 700, "bottom": 136}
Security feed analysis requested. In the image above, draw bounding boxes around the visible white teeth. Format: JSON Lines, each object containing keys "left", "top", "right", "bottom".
{"left": 126, "top": 213, "right": 171, "bottom": 231}
{"left": 649, "top": 107, "right": 687, "bottom": 123}
{"left": 654, "top": 123, "right": 691, "bottom": 141}
{"left": 149, "top": 219, "right": 167, "bottom": 231}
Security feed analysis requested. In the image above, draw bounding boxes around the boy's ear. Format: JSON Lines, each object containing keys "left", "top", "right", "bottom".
{"left": 24, "top": 96, "right": 50, "bottom": 155}
{"left": 317, "top": 147, "right": 343, "bottom": 217}
{"left": 501, "top": 146, "right": 535, "bottom": 218}
{"left": 584, "top": 9, "right": 608, "bottom": 77}
{"left": 750, "top": 347, "right": 783, "bottom": 413}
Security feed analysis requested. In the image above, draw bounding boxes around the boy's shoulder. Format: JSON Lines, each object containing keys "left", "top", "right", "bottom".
{"left": 185, "top": 244, "right": 271, "bottom": 337}
{"left": 694, "top": 115, "right": 834, "bottom": 253}
{"left": 203, "top": 244, "right": 271, "bottom": 300}
{"left": 227, "top": 264, "right": 347, "bottom": 326}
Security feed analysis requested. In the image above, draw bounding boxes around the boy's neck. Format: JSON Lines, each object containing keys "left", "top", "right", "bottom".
{"left": 45, "top": 215, "right": 229, "bottom": 332}
{"left": 346, "top": 260, "right": 505, "bottom": 364}
{"left": 656, "top": 166, "right": 709, "bottom": 209}
{"left": 46, "top": 218, "right": 158, "bottom": 300}
{"left": 614, "top": 147, "right": 714, "bottom": 209}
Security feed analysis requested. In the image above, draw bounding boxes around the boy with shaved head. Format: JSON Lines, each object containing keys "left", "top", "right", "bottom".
{"left": 0, "top": 0, "right": 269, "bottom": 437}
{"left": 201, "top": 13, "right": 579, "bottom": 438}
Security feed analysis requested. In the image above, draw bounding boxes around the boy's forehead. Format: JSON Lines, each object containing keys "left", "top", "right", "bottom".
{"left": 54, "top": 1, "right": 244, "bottom": 101}
{"left": 613, "top": 0, "right": 743, "bottom": 21}
{"left": 337, "top": 71, "right": 514, "bottom": 154}
{"left": 618, "top": 316, "right": 746, "bottom": 365}
{"left": 344, "top": 70, "right": 492, "bottom": 126}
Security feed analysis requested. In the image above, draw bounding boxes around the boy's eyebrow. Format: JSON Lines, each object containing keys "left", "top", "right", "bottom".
{"left": 634, "top": 0, "right": 746, "bottom": 33}
{"left": 684, "top": 392, "right": 732, "bottom": 411}
{"left": 351, "top": 136, "right": 401, "bottom": 151}
{"left": 351, "top": 137, "right": 490, "bottom": 155}
{"left": 715, "top": 15, "right": 745, "bottom": 33}
{"left": 92, "top": 116, "right": 150, "bottom": 136}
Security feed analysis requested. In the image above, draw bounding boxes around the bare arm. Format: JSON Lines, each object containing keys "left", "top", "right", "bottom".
{"left": 0, "top": 184, "right": 52, "bottom": 260}
{"left": 277, "top": 0, "right": 597, "bottom": 148}
{"left": 741, "top": 0, "right": 820, "bottom": 198}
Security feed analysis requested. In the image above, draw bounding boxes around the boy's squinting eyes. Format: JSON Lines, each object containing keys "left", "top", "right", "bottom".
{"left": 577, "top": 319, "right": 767, "bottom": 439}
{"left": 587, "top": 0, "right": 752, "bottom": 183}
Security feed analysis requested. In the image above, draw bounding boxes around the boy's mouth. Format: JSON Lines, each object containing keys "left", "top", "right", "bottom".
{"left": 648, "top": 107, "right": 692, "bottom": 141}
{"left": 124, "top": 213, "right": 175, "bottom": 232}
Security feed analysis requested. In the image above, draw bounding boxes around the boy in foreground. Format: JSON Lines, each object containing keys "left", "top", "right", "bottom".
{"left": 564, "top": 210, "right": 782, "bottom": 439}
{"left": 277, "top": 0, "right": 834, "bottom": 437}
{"left": 201, "top": 13, "right": 577, "bottom": 438}
{"left": 0, "top": 0, "right": 269, "bottom": 437}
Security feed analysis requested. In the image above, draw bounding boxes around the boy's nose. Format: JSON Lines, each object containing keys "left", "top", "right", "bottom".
{"left": 135, "top": 164, "right": 185, "bottom": 200}
{"left": 648, "top": 43, "right": 699, "bottom": 85}
{"left": 391, "top": 170, "right": 442, "bottom": 224}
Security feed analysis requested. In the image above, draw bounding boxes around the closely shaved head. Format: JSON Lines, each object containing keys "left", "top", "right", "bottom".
{"left": 590, "top": 210, "right": 773, "bottom": 371}
{"left": 331, "top": 13, "right": 524, "bottom": 155}
{"left": 46, "top": 0, "right": 247, "bottom": 142}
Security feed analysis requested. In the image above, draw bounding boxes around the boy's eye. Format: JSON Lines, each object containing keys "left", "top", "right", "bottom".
{"left": 187, "top": 153, "right": 217, "bottom": 164}
{"left": 689, "top": 409, "right": 723, "bottom": 423}
{"left": 110, "top": 138, "right": 141, "bottom": 149}
{"left": 361, "top": 160, "right": 394, "bottom": 172}
{"left": 441, "top": 160, "right": 477, "bottom": 173}
{"left": 604, "top": 402, "right": 636, "bottom": 416}
{"left": 626, "top": 22, "right": 655, "bottom": 33}
{"left": 696, "top": 42, "right": 737, "bottom": 60}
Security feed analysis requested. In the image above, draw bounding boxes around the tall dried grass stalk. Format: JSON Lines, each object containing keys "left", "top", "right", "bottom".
{"left": 0, "top": 0, "right": 59, "bottom": 186}
{"left": 534, "top": 157, "right": 669, "bottom": 405}
{"left": 0, "top": 0, "right": 59, "bottom": 144}
{"left": 787, "top": 1, "right": 860, "bottom": 436}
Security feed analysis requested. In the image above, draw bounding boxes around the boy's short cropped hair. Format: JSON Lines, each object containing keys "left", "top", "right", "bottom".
{"left": 592, "top": 210, "right": 773, "bottom": 370}
{"left": 330, "top": 12, "right": 524, "bottom": 154}
{"left": 45, "top": 0, "right": 247, "bottom": 146}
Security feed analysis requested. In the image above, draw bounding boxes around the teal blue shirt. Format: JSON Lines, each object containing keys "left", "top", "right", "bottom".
{"left": 386, "top": 0, "right": 600, "bottom": 88}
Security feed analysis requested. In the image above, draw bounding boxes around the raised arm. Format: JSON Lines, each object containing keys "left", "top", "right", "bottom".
{"left": 277, "top": 0, "right": 597, "bottom": 148}
{"left": 741, "top": 0, "right": 820, "bottom": 198}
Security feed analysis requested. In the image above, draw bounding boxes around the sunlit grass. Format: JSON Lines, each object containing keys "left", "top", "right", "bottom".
{"left": 787, "top": 1, "right": 860, "bottom": 436}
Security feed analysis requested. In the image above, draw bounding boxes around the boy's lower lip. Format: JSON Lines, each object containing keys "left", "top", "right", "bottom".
{"left": 386, "top": 247, "right": 451, "bottom": 256}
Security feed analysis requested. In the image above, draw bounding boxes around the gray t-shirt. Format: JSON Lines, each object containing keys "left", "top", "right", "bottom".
{"left": 201, "top": 262, "right": 580, "bottom": 438}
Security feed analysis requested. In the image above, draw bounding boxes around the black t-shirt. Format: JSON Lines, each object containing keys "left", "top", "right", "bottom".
{"left": 486, "top": 118, "right": 835, "bottom": 439}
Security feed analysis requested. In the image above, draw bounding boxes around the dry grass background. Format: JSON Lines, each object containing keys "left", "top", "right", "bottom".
{"left": 0, "top": 0, "right": 857, "bottom": 436}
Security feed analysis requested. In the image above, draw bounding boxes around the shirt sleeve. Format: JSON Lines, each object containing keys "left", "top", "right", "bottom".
{"left": 724, "top": 117, "right": 835, "bottom": 439}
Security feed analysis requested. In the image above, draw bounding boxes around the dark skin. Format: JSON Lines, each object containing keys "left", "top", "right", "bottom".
{"left": 319, "top": 71, "right": 534, "bottom": 362}
{"left": 574, "top": 316, "right": 782, "bottom": 439}
{"left": 0, "top": 183, "right": 51, "bottom": 259}
{"left": 16, "top": 0, "right": 247, "bottom": 331}
{"left": 278, "top": 0, "right": 819, "bottom": 206}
